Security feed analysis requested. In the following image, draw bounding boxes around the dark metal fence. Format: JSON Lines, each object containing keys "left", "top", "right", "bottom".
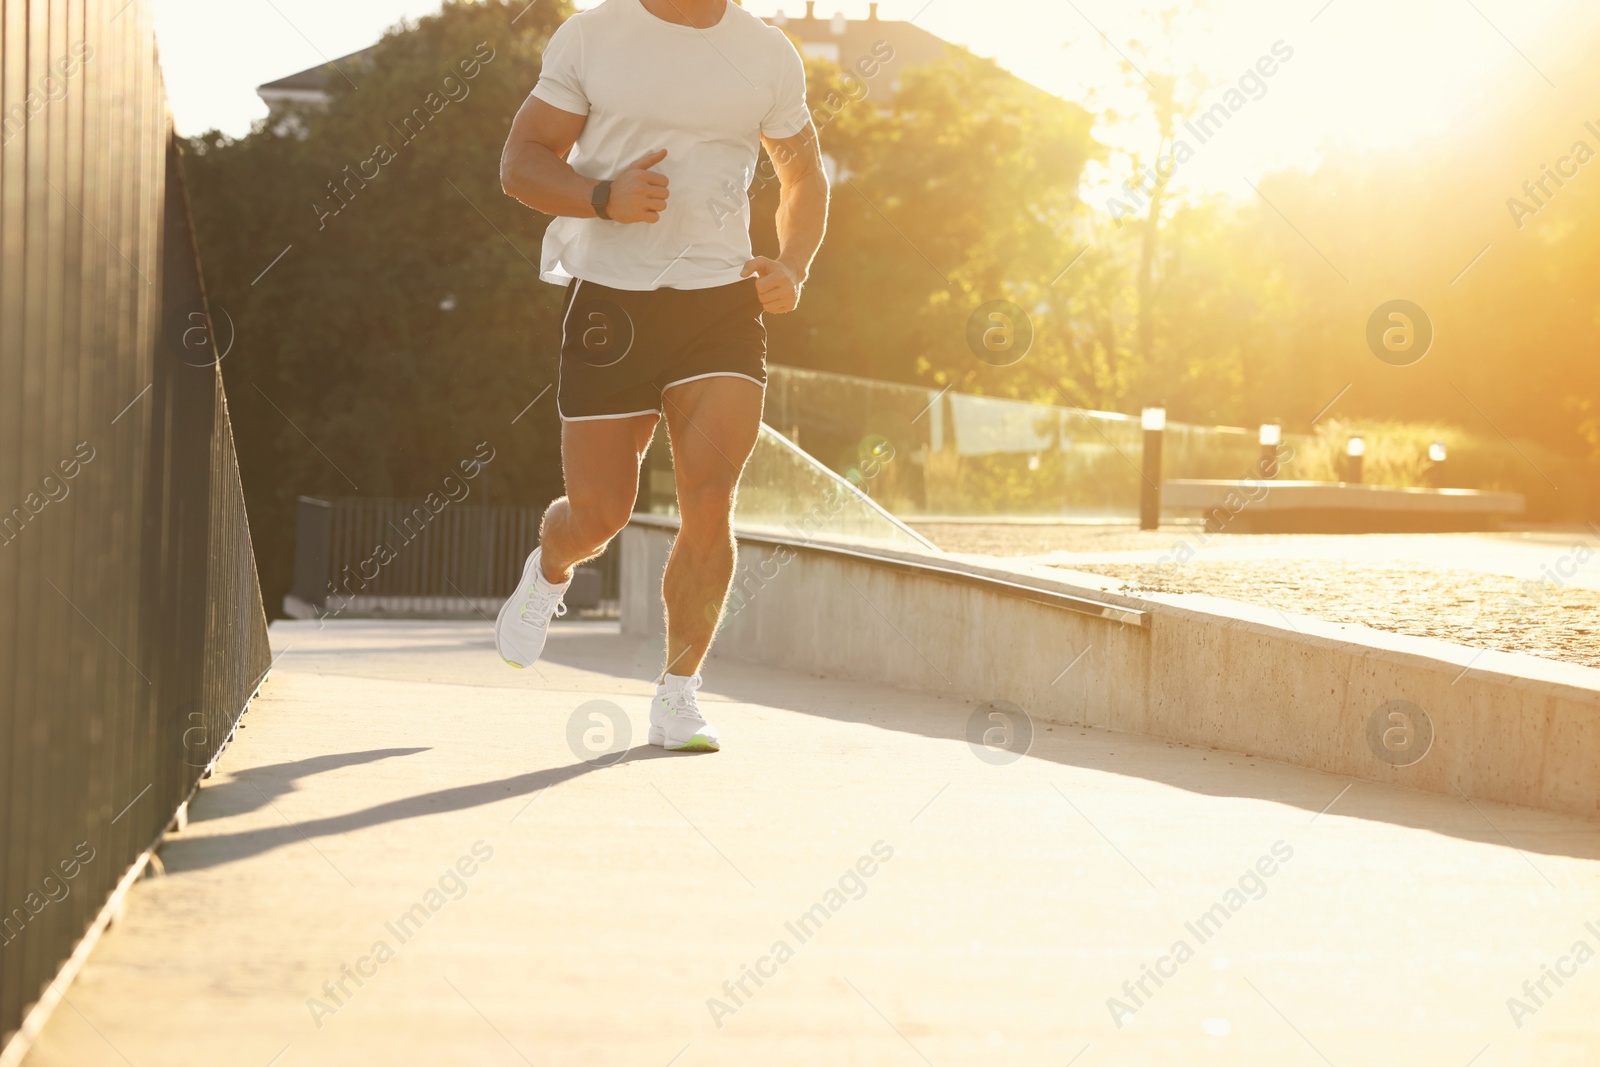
{"left": 289, "top": 497, "right": 618, "bottom": 619}
{"left": 0, "top": 0, "right": 271, "bottom": 1055}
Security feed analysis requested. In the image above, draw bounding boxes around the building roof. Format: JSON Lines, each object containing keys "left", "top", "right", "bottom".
{"left": 773, "top": 2, "right": 948, "bottom": 75}
{"left": 258, "top": 45, "right": 379, "bottom": 95}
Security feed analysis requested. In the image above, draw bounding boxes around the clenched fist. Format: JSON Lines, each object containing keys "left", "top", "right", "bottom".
{"left": 741, "top": 257, "right": 802, "bottom": 314}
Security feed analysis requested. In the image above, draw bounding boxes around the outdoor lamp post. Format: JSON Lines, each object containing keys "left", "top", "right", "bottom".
{"left": 1344, "top": 435, "right": 1366, "bottom": 484}
{"left": 1139, "top": 405, "right": 1166, "bottom": 530}
{"left": 1259, "top": 422, "right": 1282, "bottom": 479}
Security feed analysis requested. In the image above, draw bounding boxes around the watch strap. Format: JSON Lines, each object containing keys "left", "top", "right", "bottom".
{"left": 591, "top": 180, "right": 613, "bottom": 220}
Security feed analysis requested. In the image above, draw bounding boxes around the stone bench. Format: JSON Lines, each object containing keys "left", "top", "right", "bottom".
{"left": 1162, "top": 479, "right": 1526, "bottom": 533}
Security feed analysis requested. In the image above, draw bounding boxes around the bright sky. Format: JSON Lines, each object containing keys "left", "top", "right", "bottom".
{"left": 151, "top": 0, "right": 1588, "bottom": 205}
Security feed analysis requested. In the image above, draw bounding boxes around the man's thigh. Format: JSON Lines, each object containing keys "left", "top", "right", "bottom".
{"left": 660, "top": 376, "right": 764, "bottom": 507}
{"left": 561, "top": 413, "right": 659, "bottom": 515}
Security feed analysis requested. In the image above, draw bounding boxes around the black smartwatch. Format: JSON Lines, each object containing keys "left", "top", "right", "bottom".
{"left": 591, "top": 180, "right": 613, "bottom": 220}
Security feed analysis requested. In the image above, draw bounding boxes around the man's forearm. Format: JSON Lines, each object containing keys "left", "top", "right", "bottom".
{"left": 502, "top": 144, "right": 600, "bottom": 218}
{"left": 775, "top": 172, "right": 829, "bottom": 283}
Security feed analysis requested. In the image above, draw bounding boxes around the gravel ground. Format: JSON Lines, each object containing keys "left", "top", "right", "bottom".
{"left": 911, "top": 523, "right": 1600, "bottom": 670}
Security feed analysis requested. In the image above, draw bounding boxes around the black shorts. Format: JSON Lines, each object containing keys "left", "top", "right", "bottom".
{"left": 555, "top": 277, "right": 767, "bottom": 421}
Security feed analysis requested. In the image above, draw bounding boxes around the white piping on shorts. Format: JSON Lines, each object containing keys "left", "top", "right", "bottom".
{"left": 559, "top": 406, "right": 661, "bottom": 422}
{"left": 561, "top": 278, "right": 585, "bottom": 343}
{"left": 660, "top": 371, "right": 766, "bottom": 392}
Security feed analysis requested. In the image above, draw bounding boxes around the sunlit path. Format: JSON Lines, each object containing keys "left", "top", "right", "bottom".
{"left": 22, "top": 621, "right": 1600, "bottom": 1066}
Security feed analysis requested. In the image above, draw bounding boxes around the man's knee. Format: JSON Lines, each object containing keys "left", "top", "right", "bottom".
{"left": 568, "top": 496, "right": 634, "bottom": 546}
{"left": 676, "top": 482, "right": 736, "bottom": 528}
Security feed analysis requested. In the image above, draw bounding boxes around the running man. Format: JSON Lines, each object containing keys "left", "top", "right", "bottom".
{"left": 494, "top": 0, "right": 829, "bottom": 752}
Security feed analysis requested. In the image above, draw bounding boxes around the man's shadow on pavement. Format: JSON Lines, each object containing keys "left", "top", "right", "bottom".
{"left": 161, "top": 744, "right": 685, "bottom": 875}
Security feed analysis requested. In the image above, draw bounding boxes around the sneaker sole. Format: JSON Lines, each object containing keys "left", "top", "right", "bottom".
{"left": 495, "top": 549, "right": 548, "bottom": 668}
{"left": 648, "top": 726, "right": 720, "bottom": 752}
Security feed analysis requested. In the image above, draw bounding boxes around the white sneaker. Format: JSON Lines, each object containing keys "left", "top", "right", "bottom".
{"left": 650, "top": 675, "right": 720, "bottom": 752}
{"left": 495, "top": 548, "right": 567, "bottom": 668}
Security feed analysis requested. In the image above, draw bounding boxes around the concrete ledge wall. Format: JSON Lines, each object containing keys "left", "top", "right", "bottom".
{"left": 622, "top": 519, "right": 1600, "bottom": 818}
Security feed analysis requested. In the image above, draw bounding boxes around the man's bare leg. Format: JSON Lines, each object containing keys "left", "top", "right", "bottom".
{"left": 540, "top": 413, "right": 660, "bottom": 584}
{"left": 659, "top": 376, "right": 764, "bottom": 680}
{"left": 497, "top": 412, "right": 657, "bottom": 669}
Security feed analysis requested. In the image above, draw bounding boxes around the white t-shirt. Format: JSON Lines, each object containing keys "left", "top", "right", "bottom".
{"left": 530, "top": 0, "right": 810, "bottom": 291}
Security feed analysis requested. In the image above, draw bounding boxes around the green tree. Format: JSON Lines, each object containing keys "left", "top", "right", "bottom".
{"left": 763, "top": 46, "right": 1104, "bottom": 403}
{"left": 187, "top": 0, "right": 574, "bottom": 613}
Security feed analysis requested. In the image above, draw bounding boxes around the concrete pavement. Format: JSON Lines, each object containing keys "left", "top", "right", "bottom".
{"left": 21, "top": 619, "right": 1600, "bottom": 1066}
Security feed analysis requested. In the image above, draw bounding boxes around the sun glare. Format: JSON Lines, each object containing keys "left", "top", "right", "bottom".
{"left": 856, "top": 0, "right": 1588, "bottom": 202}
